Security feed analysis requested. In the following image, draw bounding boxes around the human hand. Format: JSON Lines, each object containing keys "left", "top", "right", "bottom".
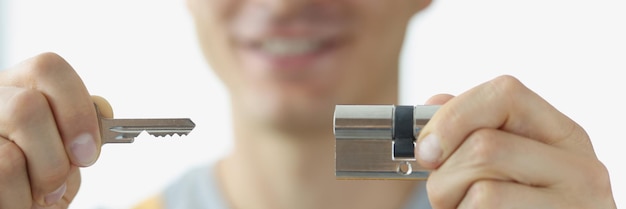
{"left": 0, "top": 53, "right": 112, "bottom": 208}
{"left": 417, "top": 75, "right": 616, "bottom": 208}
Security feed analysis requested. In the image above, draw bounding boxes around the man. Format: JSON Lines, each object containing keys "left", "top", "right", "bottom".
{"left": 0, "top": 0, "right": 617, "bottom": 208}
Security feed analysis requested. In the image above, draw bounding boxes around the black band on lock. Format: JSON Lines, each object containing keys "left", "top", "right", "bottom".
{"left": 393, "top": 106, "right": 415, "bottom": 159}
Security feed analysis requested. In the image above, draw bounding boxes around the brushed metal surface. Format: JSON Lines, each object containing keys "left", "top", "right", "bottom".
{"left": 334, "top": 105, "right": 439, "bottom": 180}
{"left": 334, "top": 105, "right": 393, "bottom": 140}
{"left": 335, "top": 139, "right": 429, "bottom": 179}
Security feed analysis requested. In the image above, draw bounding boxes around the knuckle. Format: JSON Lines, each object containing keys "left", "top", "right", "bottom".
{"left": 466, "top": 129, "right": 501, "bottom": 166}
{"left": 425, "top": 177, "right": 446, "bottom": 208}
{"left": 0, "top": 141, "right": 26, "bottom": 181}
{"left": 5, "top": 89, "right": 50, "bottom": 127}
{"left": 487, "top": 75, "right": 526, "bottom": 100}
{"left": 463, "top": 181, "right": 500, "bottom": 208}
{"left": 22, "top": 52, "right": 73, "bottom": 80}
{"left": 584, "top": 160, "right": 613, "bottom": 194}
{"left": 491, "top": 75, "right": 523, "bottom": 91}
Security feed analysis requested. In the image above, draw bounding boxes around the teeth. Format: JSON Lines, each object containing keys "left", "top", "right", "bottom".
{"left": 260, "top": 38, "right": 321, "bottom": 56}
{"left": 146, "top": 131, "right": 189, "bottom": 137}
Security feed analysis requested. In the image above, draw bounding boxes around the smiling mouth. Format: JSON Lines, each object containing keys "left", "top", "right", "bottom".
{"left": 253, "top": 37, "right": 332, "bottom": 57}
{"left": 236, "top": 37, "right": 338, "bottom": 73}
{"left": 250, "top": 36, "right": 338, "bottom": 57}
{"left": 229, "top": 3, "right": 350, "bottom": 73}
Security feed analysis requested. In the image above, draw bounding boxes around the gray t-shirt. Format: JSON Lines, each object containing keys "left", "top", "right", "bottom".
{"left": 164, "top": 165, "right": 432, "bottom": 209}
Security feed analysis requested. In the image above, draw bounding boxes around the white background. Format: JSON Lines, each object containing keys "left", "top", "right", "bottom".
{"left": 2, "top": 0, "right": 625, "bottom": 208}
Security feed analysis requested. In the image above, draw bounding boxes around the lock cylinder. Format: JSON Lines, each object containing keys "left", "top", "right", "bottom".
{"left": 334, "top": 105, "right": 439, "bottom": 179}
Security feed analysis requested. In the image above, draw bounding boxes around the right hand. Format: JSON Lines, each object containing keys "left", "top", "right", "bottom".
{"left": 0, "top": 52, "right": 112, "bottom": 209}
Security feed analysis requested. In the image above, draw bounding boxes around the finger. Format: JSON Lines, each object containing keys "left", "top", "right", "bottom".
{"left": 0, "top": 87, "right": 71, "bottom": 207}
{"left": 426, "top": 128, "right": 598, "bottom": 209}
{"left": 62, "top": 166, "right": 81, "bottom": 206}
{"left": 0, "top": 136, "right": 32, "bottom": 209}
{"left": 41, "top": 166, "right": 81, "bottom": 209}
{"left": 415, "top": 75, "right": 592, "bottom": 168}
{"left": 0, "top": 52, "right": 101, "bottom": 167}
{"left": 32, "top": 166, "right": 81, "bottom": 209}
{"left": 456, "top": 180, "right": 558, "bottom": 209}
{"left": 424, "top": 93, "right": 454, "bottom": 105}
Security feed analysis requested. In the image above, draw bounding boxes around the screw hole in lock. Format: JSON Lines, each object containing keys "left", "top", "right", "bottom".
{"left": 396, "top": 161, "right": 413, "bottom": 175}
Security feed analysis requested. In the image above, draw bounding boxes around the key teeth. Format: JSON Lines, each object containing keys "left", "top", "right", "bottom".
{"left": 147, "top": 132, "right": 190, "bottom": 138}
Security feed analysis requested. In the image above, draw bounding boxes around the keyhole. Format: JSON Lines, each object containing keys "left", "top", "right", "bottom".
{"left": 396, "top": 161, "right": 413, "bottom": 175}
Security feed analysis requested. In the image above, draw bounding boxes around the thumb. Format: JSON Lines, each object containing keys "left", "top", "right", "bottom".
{"left": 424, "top": 93, "right": 455, "bottom": 105}
{"left": 91, "top": 95, "right": 113, "bottom": 118}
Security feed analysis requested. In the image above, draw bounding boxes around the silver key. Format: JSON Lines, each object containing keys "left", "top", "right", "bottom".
{"left": 95, "top": 104, "right": 195, "bottom": 144}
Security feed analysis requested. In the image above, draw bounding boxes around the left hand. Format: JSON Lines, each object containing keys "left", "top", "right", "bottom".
{"left": 417, "top": 75, "right": 617, "bottom": 209}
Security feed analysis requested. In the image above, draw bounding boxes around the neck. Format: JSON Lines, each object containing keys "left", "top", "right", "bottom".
{"left": 217, "top": 84, "right": 419, "bottom": 209}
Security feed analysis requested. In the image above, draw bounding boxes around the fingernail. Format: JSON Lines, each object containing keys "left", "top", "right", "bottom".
{"left": 45, "top": 183, "right": 67, "bottom": 205}
{"left": 71, "top": 133, "right": 97, "bottom": 166}
{"left": 418, "top": 133, "right": 442, "bottom": 164}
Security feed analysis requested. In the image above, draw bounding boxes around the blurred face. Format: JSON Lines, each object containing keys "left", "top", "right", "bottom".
{"left": 187, "top": 0, "right": 430, "bottom": 131}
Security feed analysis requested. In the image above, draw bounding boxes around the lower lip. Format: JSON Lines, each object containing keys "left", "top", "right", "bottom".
{"left": 240, "top": 42, "right": 338, "bottom": 71}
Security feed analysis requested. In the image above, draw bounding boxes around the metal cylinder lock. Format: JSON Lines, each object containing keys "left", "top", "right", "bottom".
{"left": 334, "top": 105, "right": 439, "bottom": 180}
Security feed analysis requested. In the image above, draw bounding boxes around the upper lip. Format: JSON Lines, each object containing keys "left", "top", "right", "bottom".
{"left": 230, "top": 14, "right": 349, "bottom": 48}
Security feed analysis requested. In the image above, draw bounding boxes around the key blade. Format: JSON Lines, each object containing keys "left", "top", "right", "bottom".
{"left": 144, "top": 126, "right": 194, "bottom": 138}
{"left": 145, "top": 130, "right": 192, "bottom": 137}
{"left": 100, "top": 118, "right": 195, "bottom": 144}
